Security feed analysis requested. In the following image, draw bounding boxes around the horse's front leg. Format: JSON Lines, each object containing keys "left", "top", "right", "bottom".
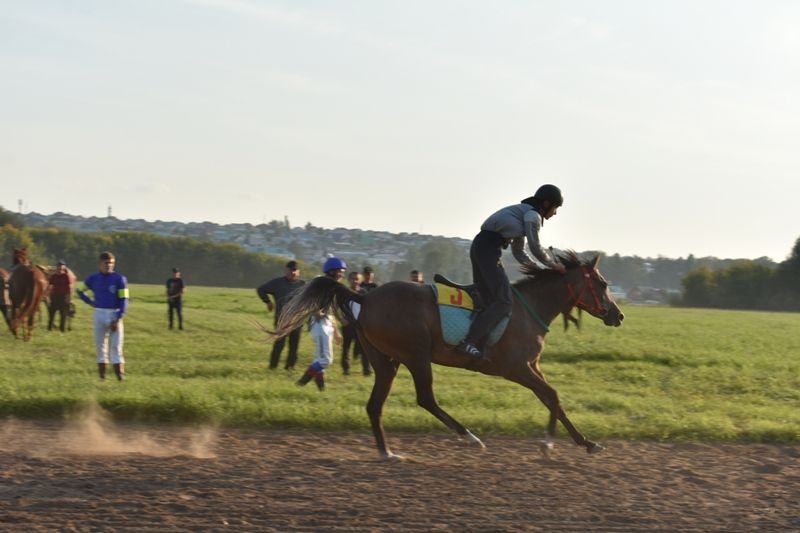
{"left": 512, "top": 363, "right": 603, "bottom": 455}
{"left": 551, "top": 404, "right": 603, "bottom": 454}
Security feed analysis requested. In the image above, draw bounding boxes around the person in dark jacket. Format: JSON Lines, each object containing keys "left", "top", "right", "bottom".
{"left": 360, "top": 265, "right": 379, "bottom": 292}
{"left": 341, "top": 271, "right": 366, "bottom": 376}
{"left": 166, "top": 267, "right": 185, "bottom": 330}
{"left": 47, "top": 260, "right": 72, "bottom": 332}
{"left": 257, "top": 260, "right": 306, "bottom": 370}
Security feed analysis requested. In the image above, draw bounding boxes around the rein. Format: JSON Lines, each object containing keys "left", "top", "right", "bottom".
{"left": 510, "top": 285, "right": 550, "bottom": 333}
{"left": 566, "top": 266, "right": 605, "bottom": 315}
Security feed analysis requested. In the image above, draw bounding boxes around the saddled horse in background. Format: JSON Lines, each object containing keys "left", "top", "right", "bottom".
{"left": 7, "top": 248, "right": 48, "bottom": 341}
{"left": 272, "top": 251, "right": 624, "bottom": 459}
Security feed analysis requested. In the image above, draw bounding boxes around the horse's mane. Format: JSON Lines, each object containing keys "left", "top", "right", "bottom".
{"left": 515, "top": 250, "right": 589, "bottom": 288}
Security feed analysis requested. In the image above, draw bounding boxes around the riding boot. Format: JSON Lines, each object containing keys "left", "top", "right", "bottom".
{"left": 314, "top": 372, "right": 326, "bottom": 391}
{"left": 296, "top": 367, "right": 314, "bottom": 387}
{"left": 456, "top": 340, "right": 484, "bottom": 360}
{"left": 98, "top": 363, "right": 107, "bottom": 380}
{"left": 113, "top": 363, "right": 125, "bottom": 381}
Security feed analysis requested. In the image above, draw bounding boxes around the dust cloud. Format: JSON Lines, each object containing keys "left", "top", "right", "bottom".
{"left": 0, "top": 402, "right": 217, "bottom": 459}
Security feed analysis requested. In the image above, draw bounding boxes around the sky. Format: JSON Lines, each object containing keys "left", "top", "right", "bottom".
{"left": 2, "top": 1, "right": 799, "bottom": 262}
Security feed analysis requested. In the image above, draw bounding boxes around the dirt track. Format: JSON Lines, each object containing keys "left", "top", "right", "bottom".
{"left": 1, "top": 416, "right": 798, "bottom": 532}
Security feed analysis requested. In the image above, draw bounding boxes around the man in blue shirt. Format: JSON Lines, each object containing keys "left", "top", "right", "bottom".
{"left": 76, "top": 251, "right": 130, "bottom": 380}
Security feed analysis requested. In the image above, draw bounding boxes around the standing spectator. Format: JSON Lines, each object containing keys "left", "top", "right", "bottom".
{"left": 410, "top": 269, "right": 425, "bottom": 284}
{"left": 297, "top": 256, "right": 345, "bottom": 391}
{"left": 341, "top": 271, "right": 366, "bottom": 375}
{"left": 354, "top": 265, "right": 380, "bottom": 375}
{"left": 166, "top": 267, "right": 185, "bottom": 330}
{"left": 47, "top": 260, "right": 72, "bottom": 332}
{"left": 361, "top": 265, "right": 379, "bottom": 292}
{"left": 257, "top": 260, "right": 305, "bottom": 370}
{"left": 76, "top": 252, "right": 130, "bottom": 381}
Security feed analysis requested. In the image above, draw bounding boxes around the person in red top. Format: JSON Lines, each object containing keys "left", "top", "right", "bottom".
{"left": 47, "top": 260, "right": 73, "bottom": 332}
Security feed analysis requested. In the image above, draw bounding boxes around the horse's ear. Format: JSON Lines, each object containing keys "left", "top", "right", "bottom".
{"left": 591, "top": 254, "right": 601, "bottom": 269}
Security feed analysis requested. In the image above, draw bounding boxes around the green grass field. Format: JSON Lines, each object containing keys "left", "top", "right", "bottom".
{"left": 2, "top": 284, "right": 799, "bottom": 443}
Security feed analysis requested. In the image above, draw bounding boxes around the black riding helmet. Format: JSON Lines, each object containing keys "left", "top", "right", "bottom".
{"left": 521, "top": 184, "right": 564, "bottom": 211}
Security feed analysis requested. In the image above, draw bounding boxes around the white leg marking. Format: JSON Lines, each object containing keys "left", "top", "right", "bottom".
{"left": 463, "top": 430, "right": 486, "bottom": 448}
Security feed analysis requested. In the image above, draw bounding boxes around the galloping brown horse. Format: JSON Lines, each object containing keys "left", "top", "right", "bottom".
{"left": 7, "top": 248, "right": 48, "bottom": 341}
{"left": 273, "top": 251, "right": 624, "bottom": 459}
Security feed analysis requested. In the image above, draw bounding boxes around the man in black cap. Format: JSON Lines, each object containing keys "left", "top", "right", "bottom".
{"left": 166, "top": 267, "right": 185, "bottom": 330}
{"left": 361, "top": 265, "right": 379, "bottom": 292}
{"left": 257, "top": 260, "right": 306, "bottom": 370}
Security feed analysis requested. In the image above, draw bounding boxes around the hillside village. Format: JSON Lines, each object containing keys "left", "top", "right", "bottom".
{"left": 21, "top": 211, "right": 472, "bottom": 273}
{"left": 20, "top": 210, "right": 773, "bottom": 304}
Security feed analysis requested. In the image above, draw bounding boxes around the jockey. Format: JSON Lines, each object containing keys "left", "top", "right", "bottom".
{"left": 457, "top": 184, "right": 566, "bottom": 360}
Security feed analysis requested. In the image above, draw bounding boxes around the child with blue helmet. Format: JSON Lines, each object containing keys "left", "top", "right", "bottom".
{"left": 296, "top": 255, "right": 346, "bottom": 390}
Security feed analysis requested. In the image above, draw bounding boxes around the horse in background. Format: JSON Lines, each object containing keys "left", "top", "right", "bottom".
{"left": 7, "top": 248, "right": 48, "bottom": 340}
{"left": 272, "top": 251, "right": 624, "bottom": 460}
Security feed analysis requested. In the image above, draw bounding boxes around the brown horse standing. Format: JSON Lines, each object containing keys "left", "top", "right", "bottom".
{"left": 273, "top": 252, "right": 624, "bottom": 459}
{"left": 7, "top": 248, "right": 48, "bottom": 341}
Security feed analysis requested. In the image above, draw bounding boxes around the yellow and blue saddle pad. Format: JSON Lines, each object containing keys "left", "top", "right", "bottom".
{"left": 431, "top": 283, "right": 508, "bottom": 347}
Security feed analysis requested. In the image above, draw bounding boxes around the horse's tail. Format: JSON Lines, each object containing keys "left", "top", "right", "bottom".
{"left": 269, "top": 276, "right": 362, "bottom": 338}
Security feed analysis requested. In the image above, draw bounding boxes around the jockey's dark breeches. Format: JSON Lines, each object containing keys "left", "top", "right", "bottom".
{"left": 466, "top": 230, "right": 512, "bottom": 346}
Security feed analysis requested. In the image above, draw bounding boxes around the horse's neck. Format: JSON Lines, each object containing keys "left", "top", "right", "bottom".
{"left": 518, "top": 282, "right": 564, "bottom": 326}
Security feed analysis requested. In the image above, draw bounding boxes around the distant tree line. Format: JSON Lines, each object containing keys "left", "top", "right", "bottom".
{"left": 390, "top": 238, "right": 472, "bottom": 283}
{"left": 2, "top": 205, "right": 797, "bottom": 311}
{"left": 0, "top": 221, "right": 298, "bottom": 288}
{"left": 679, "top": 236, "right": 800, "bottom": 311}
{"left": 591, "top": 252, "right": 778, "bottom": 293}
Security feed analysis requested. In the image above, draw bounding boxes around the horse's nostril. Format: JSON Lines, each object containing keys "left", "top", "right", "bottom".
{"left": 619, "top": 313, "right": 625, "bottom": 321}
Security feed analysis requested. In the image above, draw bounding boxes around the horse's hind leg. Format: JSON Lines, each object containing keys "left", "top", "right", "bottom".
{"left": 407, "top": 358, "right": 485, "bottom": 449}
{"left": 25, "top": 313, "right": 34, "bottom": 341}
{"left": 362, "top": 340, "right": 401, "bottom": 460}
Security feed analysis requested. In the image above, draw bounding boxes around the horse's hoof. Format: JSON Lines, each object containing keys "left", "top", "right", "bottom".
{"left": 539, "top": 440, "right": 555, "bottom": 458}
{"left": 380, "top": 451, "right": 406, "bottom": 462}
{"left": 586, "top": 442, "right": 604, "bottom": 454}
{"left": 462, "top": 430, "right": 486, "bottom": 449}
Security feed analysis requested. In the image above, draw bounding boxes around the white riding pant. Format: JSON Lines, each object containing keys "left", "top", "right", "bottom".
{"left": 94, "top": 308, "right": 124, "bottom": 364}
{"left": 310, "top": 317, "right": 335, "bottom": 369}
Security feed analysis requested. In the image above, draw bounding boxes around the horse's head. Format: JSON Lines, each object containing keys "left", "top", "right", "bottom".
{"left": 562, "top": 254, "right": 624, "bottom": 327}
{"left": 12, "top": 248, "right": 28, "bottom": 265}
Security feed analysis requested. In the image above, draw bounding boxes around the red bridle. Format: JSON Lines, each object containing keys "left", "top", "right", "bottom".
{"left": 566, "top": 266, "right": 606, "bottom": 316}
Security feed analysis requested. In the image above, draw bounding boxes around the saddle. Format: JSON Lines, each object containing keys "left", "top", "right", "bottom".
{"left": 432, "top": 274, "right": 484, "bottom": 310}
{"left": 430, "top": 274, "right": 507, "bottom": 347}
